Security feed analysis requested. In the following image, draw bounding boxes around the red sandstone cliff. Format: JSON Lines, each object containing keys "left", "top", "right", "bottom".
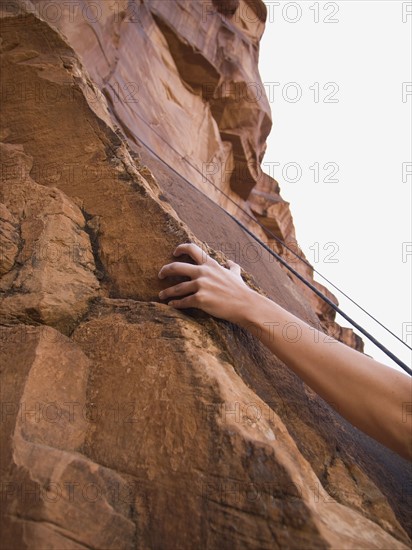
{"left": 0, "top": 1, "right": 410, "bottom": 548}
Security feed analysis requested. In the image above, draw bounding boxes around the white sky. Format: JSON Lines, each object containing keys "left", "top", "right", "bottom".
{"left": 258, "top": 0, "right": 412, "bottom": 371}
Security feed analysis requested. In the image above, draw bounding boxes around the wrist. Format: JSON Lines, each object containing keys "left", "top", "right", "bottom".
{"left": 234, "top": 286, "right": 267, "bottom": 328}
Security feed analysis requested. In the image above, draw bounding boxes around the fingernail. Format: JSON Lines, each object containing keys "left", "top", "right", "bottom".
{"left": 158, "top": 291, "right": 164, "bottom": 298}
{"left": 158, "top": 271, "right": 163, "bottom": 279}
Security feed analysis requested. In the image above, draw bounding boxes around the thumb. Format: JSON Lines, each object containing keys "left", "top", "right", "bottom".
{"left": 226, "top": 259, "right": 242, "bottom": 276}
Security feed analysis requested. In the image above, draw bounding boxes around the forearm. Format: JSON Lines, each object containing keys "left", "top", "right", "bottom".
{"left": 237, "top": 288, "right": 412, "bottom": 460}
{"left": 158, "top": 242, "right": 411, "bottom": 459}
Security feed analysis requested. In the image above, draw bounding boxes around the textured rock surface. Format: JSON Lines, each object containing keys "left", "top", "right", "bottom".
{"left": 1, "top": 325, "right": 136, "bottom": 549}
{"left": 0, "top": 1, "right": 410, "bottom": 549}
{"left": 24, "top": 0, "right": 359, "bottom": 348}
{"left": 0, "top": 142, "right": 100, "bottom": 333}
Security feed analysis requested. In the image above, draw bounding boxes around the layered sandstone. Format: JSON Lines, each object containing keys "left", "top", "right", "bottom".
{"left": 21, "top": 0, "right": 359, "bottom": 348}
{"left": 0, "top": 1, "right": 410, "bottom": 549}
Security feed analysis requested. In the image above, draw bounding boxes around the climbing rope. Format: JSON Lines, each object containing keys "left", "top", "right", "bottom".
{"left": 106, "top": 85, "right": 412, "bottom": 375}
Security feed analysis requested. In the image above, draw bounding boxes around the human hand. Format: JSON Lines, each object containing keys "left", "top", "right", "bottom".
{"left": 158, "top": 242, "right": 254, "bottom": 324}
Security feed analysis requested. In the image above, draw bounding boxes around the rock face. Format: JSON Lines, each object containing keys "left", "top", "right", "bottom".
{"left": 0, "top": 143, "right": 100, "bottom": 333}
{"left": 0, "top": 1, "right": 410, "bottom": 549}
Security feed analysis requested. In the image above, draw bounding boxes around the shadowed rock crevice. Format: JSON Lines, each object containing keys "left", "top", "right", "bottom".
{"left": 151, "top": 13, "right": 221, "bottom": 96}
{"left": 212, "top": 0, "right": 240, "bottom": 17}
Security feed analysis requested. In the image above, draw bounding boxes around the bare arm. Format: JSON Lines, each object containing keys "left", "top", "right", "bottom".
{"left": 158, "top": 242, "right": 412, "bottom": 460}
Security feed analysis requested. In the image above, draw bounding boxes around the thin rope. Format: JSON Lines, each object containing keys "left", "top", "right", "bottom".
{"left": 108, "top": 87, "right": 410, "bottom": 352}
{"left": 106, "top": 86, "right": 412, "bottom": 375}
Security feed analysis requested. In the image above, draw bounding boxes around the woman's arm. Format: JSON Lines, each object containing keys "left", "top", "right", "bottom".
{"left": 158, "top": 242, "right": 412, "bottom": 460}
